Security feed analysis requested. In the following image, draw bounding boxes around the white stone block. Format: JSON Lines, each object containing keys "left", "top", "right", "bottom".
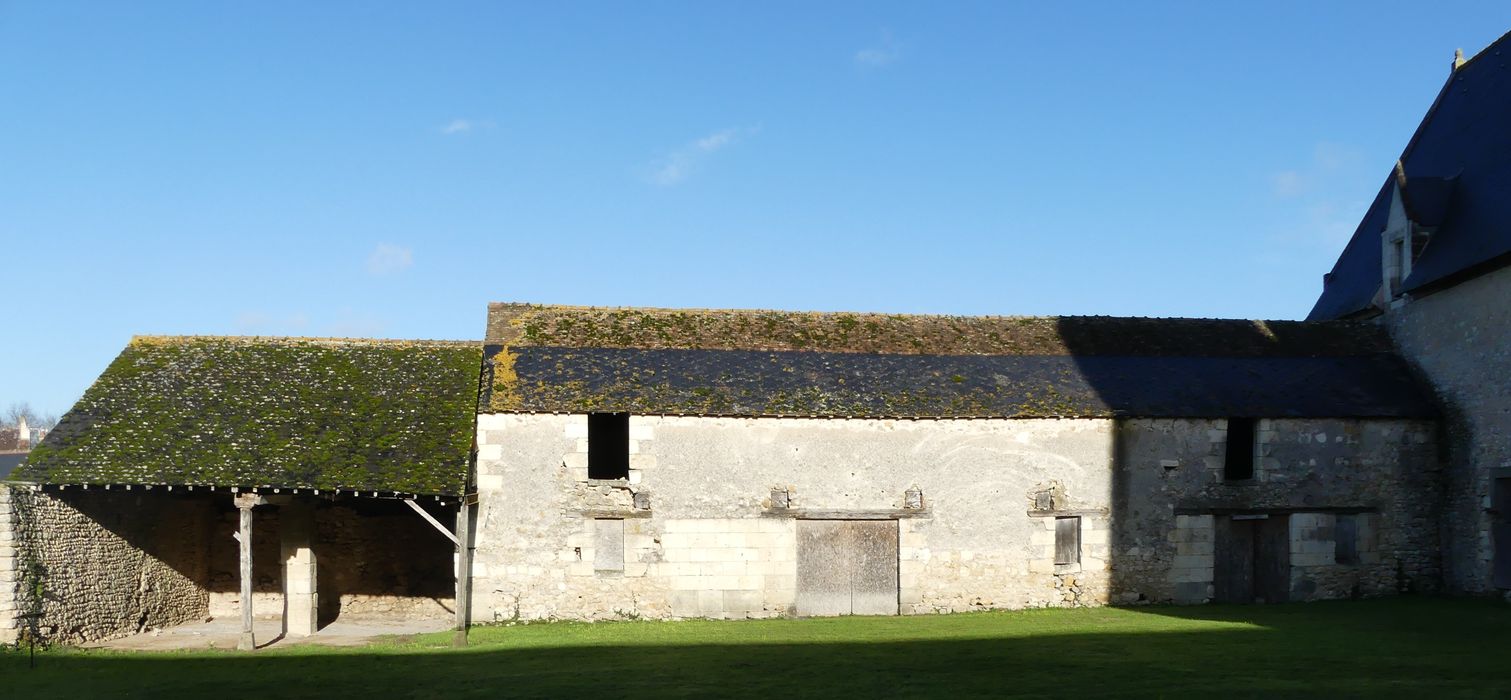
{"left": 564, "top": 419, "right": 589, "bottom": 439}
{"left": 477, "top": 474, "right": 505, "bottom": 491}
{"left": 477, "top": 444, "right": 504, "bottom": 462}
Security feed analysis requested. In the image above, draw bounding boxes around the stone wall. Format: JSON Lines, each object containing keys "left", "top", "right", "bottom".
{"left": 1387, "top": 264, "right": 1511, "bottom": 594}
{"left": 1112, "top": 418, "right": 1441, "bottom": 604}
{"left": 472, "top": 413, "right": 1440, "bottom": 621}
{"left": 0, "top": 485, "right": 18, "bottom": 644}
{"left": 1, "top": 486, "right": 212, "bottom": 645}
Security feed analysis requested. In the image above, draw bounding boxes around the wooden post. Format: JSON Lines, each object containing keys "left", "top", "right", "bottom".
{"left": 454, "top": 499, "right": 472, "bottom": 647}
{"left": 238, "top": 503, "right": 254, "bottom": 650}
{"left": 234, "top": 493, "right": 265, "bottom": 651}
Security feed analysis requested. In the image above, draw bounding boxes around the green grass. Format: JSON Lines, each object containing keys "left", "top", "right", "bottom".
{"left": 4, "top": 598, "right": 1509, "bottom": 698}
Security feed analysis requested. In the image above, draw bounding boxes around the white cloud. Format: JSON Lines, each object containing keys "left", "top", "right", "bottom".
{"left": 366, "top": 243, "right": 413, "bottom": 276}
{"left": 854, "top": 31, "right": 899, "bottom": 67}
{"left": 647, "top": 127, "right": 752, "bottom": 186}
{"left": 439, "top": 118, "right": 494, "bottom": 135}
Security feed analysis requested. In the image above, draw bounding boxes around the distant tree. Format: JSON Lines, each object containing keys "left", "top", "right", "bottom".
{"left": 5, "top": 402, "right": 39, "bottom": 428}
{"left": 40, "top": 413, "right": 59, "bottom": 430}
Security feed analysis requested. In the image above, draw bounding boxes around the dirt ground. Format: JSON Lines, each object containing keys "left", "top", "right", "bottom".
{"left": 87, "top": 615, "right": 452, "bottom": 651}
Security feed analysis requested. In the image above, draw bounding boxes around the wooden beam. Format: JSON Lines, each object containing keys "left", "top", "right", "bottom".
{"left": 403, "top": 499, "right": 459, "bottom": 545}
{"left": 237, "top": 500, "right": 255, "bottom": 651}
{"left": 454, "top": 501, "right": 473, "bottom": 647}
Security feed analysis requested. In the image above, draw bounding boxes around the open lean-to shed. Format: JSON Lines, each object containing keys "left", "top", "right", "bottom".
{"left": 1, "top": 337, "right": 482, "bottom": 648}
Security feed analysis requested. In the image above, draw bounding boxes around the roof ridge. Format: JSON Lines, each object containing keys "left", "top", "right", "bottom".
{"left": 129, "top": 335, "right": 479, "bottom": 346}
{"left": 1455, "top": 27, "right": 1511, "bottom": 71}
{"left": 485, "top": 301, "right": 1343, "bottom": 325}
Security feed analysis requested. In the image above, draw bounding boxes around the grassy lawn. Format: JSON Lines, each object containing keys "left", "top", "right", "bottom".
{"left": 3, "top": 598, "right": 1509, "bottom": 698}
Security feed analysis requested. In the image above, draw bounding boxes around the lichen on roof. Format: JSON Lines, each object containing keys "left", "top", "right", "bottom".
{"left": 481, "top": 303, "right": 1428, "bottom": 419}
{"left": 18, "top": 336, "right": 483, "bottom": 495}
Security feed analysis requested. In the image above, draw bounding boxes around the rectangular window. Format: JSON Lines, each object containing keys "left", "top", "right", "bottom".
{"left": 1224, "top": 417, "right": 1256, "bottom": 481}
{"left": 1055, "top": 516, "right": 1081, "bottom": 565}
{"left": 593, "top": 518, "right": 625, "bottom": 573}
{"left": 1335, "top": 514, "right": 1359, "bottom": 564}
{"left": 587, "top": 412, "right": 630, "bottom": 480}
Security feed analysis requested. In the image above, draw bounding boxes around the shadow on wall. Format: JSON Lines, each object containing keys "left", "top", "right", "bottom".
{"left": 22, "top": 490, "right": 457, "bottom": 641}
{"left": 3, "top": 599, "right": 1509, "bottom": 698}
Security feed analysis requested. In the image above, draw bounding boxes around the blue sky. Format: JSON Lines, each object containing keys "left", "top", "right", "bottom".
{"left": 3, "top": 2, "right": 1510, "bottom": 417}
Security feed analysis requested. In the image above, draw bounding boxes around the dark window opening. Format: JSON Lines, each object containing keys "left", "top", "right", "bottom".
{"left": 1335, "top": 514, "right": 1359, "bottom": 564}
{"left": 1054, "top": 517, "right": 1081, "bottom": 565}
{"left": 587, "top": 412, "right": 630, "bottom": 480}
{"left": 1224, "top": 417, "right": 1256, "bottom": 481}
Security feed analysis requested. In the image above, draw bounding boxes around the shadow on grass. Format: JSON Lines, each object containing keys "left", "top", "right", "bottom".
{"left": 3, "top": 598, "right": 1508, "bottom": 699}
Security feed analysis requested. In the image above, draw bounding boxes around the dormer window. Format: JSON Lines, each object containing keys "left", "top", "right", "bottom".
{"left": 1388, "top": 237, "right": 1407, "bottom": 298}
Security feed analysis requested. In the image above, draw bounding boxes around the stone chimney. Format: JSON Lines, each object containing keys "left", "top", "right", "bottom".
{"left": 16, "top": 416, "right": 29, "bottom": 448}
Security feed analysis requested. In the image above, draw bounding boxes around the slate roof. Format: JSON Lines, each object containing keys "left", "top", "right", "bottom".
{"left": 1310, "top": 31, "right": 1511, "bottom": 319}
{"left": 482, "top": 303, "right": 1434, "bottom": 419}
{"left": 18, "top": 337, "right": 484, "bottom": 494}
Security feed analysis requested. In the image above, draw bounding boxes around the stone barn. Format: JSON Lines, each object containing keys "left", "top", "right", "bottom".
{"left": 468, "top": 304, "right": 1440, "bottom": 621}
{"left": 0, "top": 336, "right": 481, "bottom": 646}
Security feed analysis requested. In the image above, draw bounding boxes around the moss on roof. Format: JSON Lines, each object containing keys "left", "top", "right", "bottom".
{"left": 486, "top": 303, "right": 1394, "bottom": 356}
{"left": 18, "top": 337, "right": 483, "bottom": 495}
{"left": 481, "top": 303, "right": 1425, "bottom": 418}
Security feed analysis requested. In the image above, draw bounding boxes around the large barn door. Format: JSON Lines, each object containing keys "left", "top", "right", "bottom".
{"left": 1214, "top": 514, "right": 1290, "bottom": 604}
{"left": 796, "top": 520, "right": 899, "bottom": 616}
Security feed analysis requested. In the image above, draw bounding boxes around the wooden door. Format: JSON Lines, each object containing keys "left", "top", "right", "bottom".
{"left": 1214, "top": 516, "right": 1255, "bottom": 603}
{"left": 1254, "top": 515, "right": 1291, "bottom": 603}
{"left": 796, "top": 520, "right": 899, "bottom": 616}
{"left": 1214, "top": 514, "right": 1290, "bottom": 604}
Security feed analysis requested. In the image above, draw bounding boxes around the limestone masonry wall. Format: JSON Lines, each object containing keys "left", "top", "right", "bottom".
{"left": 472, "top": 413, "right": 1439, "bottom": 621}
{"left": 1388, "top": 264, "right": 1511, "bottom": 594}
{"left": 0, "top": 486, "right": 18, "bottom": 644}
{"left": 3, "top": 487, "right": 212, "bottom": 645}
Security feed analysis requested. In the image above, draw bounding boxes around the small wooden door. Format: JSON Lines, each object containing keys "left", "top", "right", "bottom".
{"left": 796, "top": 520, "right": 899, "bottom": 616}
{"left": 1214, "top": 514, "right": 1290, "bottom": 604}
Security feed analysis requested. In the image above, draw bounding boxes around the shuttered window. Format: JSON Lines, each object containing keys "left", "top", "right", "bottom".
{"left": 1055, "top": 516, "right": 1081, "bottom": 565}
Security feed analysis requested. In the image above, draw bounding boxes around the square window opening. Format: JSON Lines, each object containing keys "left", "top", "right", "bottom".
{"left": 1054, "top": 516, "right": 1081, "bottom": 566}
{"left": 1224, "top": 417, "right": 1256, "bottom": 481}
{"left": 588, "top": 412, "right": 630, "bottom": 480}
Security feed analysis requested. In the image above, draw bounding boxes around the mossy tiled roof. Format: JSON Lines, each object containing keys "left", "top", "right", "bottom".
{"left": 18, "top": 337, "right": 483, "bottom": 494}
{"left": 482, "top": 303, "right": 1433, "bottom": 419}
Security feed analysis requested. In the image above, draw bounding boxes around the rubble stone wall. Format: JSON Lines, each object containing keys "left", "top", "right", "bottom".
{"left": 0, "top": 486, "right": 212, "bottom": 645}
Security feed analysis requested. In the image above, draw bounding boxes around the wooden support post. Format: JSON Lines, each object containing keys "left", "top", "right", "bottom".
{"left": 237, "top": 502, "right": 255, "bottom": 650}
{"left": 454, "top": 499, "right": 473, "bottom": 647}
{"left": 234, "top": 493, "right": 266, "bottom": 651}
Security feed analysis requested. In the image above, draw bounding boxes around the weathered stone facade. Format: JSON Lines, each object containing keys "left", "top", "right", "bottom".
{"left": 1387, "top": 264, "right": 1511, "bottom": 594}
{"left": 0, "top": 485, "right": 213, "bottom": 645}
{"left": 470, "top": 413, "right": 1439, "bottom": 621}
